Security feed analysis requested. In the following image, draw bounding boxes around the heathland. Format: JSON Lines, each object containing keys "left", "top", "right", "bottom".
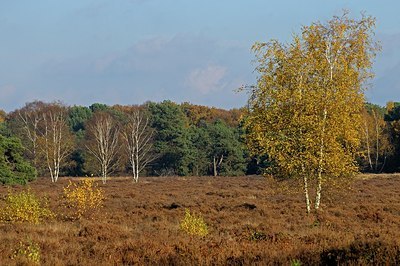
{"left": 1, "top": 12, "right": 400, "bottom": 266}
{"left": 0, "top": 174, "right": 399, "bottom": 265}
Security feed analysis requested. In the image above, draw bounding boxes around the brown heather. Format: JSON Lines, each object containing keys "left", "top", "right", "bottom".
{"left": 0, "top": 174, "right": 400, "bottom": 265}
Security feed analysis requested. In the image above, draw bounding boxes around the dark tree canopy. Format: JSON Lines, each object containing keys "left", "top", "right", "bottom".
{"left": 0, "top": 134, "right": 37, "bottom": 185}
{"left": 148, "top": 101, "right": 192, "bottom": 176}
{"left": 68, "top": 105, "right": 93, "bottom": 133}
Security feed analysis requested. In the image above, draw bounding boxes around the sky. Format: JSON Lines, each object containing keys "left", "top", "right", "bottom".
{"left": 1, "top": 0, "right": 400, "bottom": 112}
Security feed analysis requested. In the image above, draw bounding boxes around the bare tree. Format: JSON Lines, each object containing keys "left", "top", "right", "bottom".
{"left": 86, "top": 112, "right": 119, "bottom": 184}
{"left": 38, "top": 103, "right": 75, "bottom": 182}
{"left": 9, "top": 101, "right": 46, "bottom": 170}
{"left": 18, "top": 108, "right": 41, "bottom": 169}
{"left": 121, "top": 110, "right": 155, "bottom": 182}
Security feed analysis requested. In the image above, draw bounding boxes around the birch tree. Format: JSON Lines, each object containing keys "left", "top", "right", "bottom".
{"left": 85, "top": 112, "right": 119, "bottom": 184}
{"left": 19, "top": 110, "right": 41, "bottom": 168}
{"left": 38, "top": 103, "right": 75, "bottom": 182}
{"left": 360, "top": 104, "right": 392, "bottom": 172}
{"left": 245, "top": 12, "right": 379, "bottom": 213}
{"left": 121, "top": 110, "right": 155, "bottom": 182}
{"left": 9, "top": 101, "right": 46, "bottom": 170}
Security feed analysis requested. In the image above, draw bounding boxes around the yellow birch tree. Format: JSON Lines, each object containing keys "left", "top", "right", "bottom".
{"left": 245, "top": 12, "right": 379, "bottom": 213}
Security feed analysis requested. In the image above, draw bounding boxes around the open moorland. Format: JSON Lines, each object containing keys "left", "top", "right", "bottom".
{"left": 1, "top": 174, "right": 400, "bottom": 265}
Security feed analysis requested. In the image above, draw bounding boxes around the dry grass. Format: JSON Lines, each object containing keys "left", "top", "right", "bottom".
{"left": 0, "top": 174, "right": 400, "bottom": 265}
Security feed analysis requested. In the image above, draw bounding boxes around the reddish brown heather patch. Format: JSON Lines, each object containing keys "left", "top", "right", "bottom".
{"left": 0, "top": 174, "right": 400, "bottom": 265}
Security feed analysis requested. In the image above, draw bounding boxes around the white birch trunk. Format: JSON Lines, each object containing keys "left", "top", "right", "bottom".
{"left": 315, "top": 108, "right": 327, "bottom": 210}
{"left": 40, "top": 108, "right": 72, "bottom": 182}
{"left": 363, "top": 118, "right": 373, "bottom": 171}
{"left": 86, "top": 113, "right": 119, "bottom": 184}
{"left": 121, "top": 110, "right": 155, "bottom": 183}
{"left": 373, "top": 110, "right": 380, "bottom": 172}
{"left": 303, "top": 175, "right": 311, "bottom": 214}
{"left": 19, "top": 111, "right": 41, "bottom": 168}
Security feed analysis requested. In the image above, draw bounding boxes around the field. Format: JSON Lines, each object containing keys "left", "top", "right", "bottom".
{"left": 1, "top": 174, "right": 400, "bottom": 265}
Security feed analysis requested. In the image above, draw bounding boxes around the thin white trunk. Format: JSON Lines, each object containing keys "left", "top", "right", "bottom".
{"left": 213, "top": 155, "right": 223, "bottom": 177}
{"left": 213, "top": 156, "right": 217, "bottom": 177}
{"left": 301, "top": 164, "right": 311, "bottom": 214}
{"left": 19, "top": 112, "right": 41, "bottom": 168}
{"left": 135, "top": 137, "right": 139, "bottom": 182}
{"left": 298, "top": 71, "right": 311, "bottom": 213}
{"left": 315, "top": 108, "right": 327, "bottom": 210}
{"left": 373, "top": 110, "right": 379, "bottom": 172}
{"left": 86, "top": 113, "right": 119, "bottom": 184}
{"left": 131, "top": 153, "right": 136, "bottom": 181}
{"left": 363, "top": 118, "right": 373, "bottom": 171}
{"left": 316, "top": 39, "right": 340, "bottom": 210}
{"left": 304, "top": 175, "right": 311, "bottom": 214}
{"left": 121, "top": 110, "right": 154, "bottom": 183}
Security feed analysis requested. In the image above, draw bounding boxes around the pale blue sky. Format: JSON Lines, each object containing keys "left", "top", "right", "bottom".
{"left": 1, "top": 1, "right": 399, "bottom": 111}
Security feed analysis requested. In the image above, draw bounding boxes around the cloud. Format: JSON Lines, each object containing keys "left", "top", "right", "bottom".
{"left": 94, "top": 54, "right": 119, "bottom": 73}
{"left": 185, "top": 65, "right": 227, "bottom": 94}
{"left": 42, "top": 34, "right": 218, "bottom": 76}
{"left": 29, "top": 33, "right": 252, "bottom": 109}
{"left": 105, "top": 34, "right": 221, "bottom": 73}
{"left": 0, "top": 84, "right": 20, "bottom": 111}
{"left": 0, "top": 84, "right": 16, "bottom": 98}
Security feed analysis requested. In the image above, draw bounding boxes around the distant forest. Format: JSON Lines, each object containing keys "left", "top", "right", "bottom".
{"left": 0, "top": 100, "right": 400, "bottom": 183}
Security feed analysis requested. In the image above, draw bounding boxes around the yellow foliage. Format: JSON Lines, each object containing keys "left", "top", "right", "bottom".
{"left": 0, "top": 109, "right": 5, "bottom": 123}
{"left": 12, "top": 240, "right": 41, "bottom": 264}
{"left": 63, "top": 179, "right": 104, "bottom": 219}
{"left": 180, "top": 209, "right": 208, "bottom": 237}
{"left": 0, "top": 189, "right": 54, "bottom": 224}
{"left": 245, "top": 12, "right": 379, "bottom": 212}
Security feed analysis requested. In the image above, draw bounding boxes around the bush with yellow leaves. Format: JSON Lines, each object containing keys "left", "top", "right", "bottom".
{"left": 12, "top": 239, "right": 41, "bottom": 264}
{"left": 0, "top": 189, "right": 54, "bottom": 224}
{"left": 63, "top": 179, "right": 104, "bottom": 219}
{"left": 180, "top": 209, "right": 208, "bottom": 237}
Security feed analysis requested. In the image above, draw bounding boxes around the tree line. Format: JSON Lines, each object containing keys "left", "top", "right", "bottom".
{"left": 0, "top": 97, "right": 400, "bottom": 183}
{"left": 0, "top": 100, "right": 252, "bottom": 184}
{"left": 1, "top": 98, "right": 400, "bottom": 185}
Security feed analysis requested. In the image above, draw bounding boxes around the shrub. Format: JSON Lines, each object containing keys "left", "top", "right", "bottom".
{"left": 249, "top": 230, "right": 267, "bottom": 241}
{"left": 0, "top": 189, "right": 54, "bottom": 224}
{"left": 12, "top": 240, "right": 41, "bottom": 264}
{"left": 63, "top": 179, "right": 104, "bottom": 219}
{"left": 291, "top": 259, "right": 302, "bottom": 266}
{"left": 180, "top": 209, "right": 208, "bottom": 237}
